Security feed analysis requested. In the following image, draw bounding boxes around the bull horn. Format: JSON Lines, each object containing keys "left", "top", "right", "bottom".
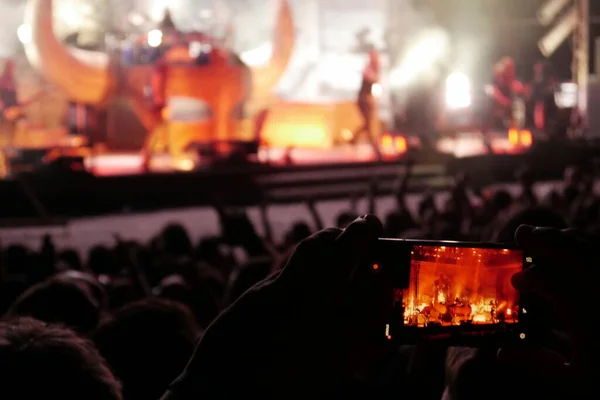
{"left": 23, "top": 0, "right": 113, "bottom": 105}
{"left": 248, "top": 0, "right": 294, "bottom": 111}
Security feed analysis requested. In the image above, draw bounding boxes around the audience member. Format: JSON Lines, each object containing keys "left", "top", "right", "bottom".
{"left": 0, "top": 317, "right": 122, "bottom": 400}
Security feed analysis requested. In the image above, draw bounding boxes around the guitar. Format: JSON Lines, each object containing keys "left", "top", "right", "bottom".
{"left": 2, "top": 87, "right": 51, "bottom": 122}
{"left": 485, "top": 84, "right": 526, "bottom": 129}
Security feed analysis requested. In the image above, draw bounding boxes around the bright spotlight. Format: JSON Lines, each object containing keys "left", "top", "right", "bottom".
{"left": 240, "top": 43, "right": 272, "bottom": 67}
{"left": 17, "top": 24, "right": 32, "bottom": 45}
{"left": 445, "top": 72, "right": 472, "bottom": 109}
{"left": 128, "top": 12, "right": 145, "bottom": 26}
{"left": 148, "top": 29, "right": 163, "bottom": 48}
{"left": 371, "top": 83, "right": 383, "bottom": 97}
{"left": 390, "top": 30, "right": 448, "bottom": 86}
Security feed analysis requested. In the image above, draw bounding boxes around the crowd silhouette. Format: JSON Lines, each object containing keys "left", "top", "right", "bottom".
{"left": 1, "top": 161, "right": 599, "bottom": 399}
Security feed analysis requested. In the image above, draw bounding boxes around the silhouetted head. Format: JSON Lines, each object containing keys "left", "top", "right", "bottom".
{"left": 284, "top": 222, "right": 312, "bottom": 247}
{"left": 161, "top": 223, "right": 193, "bottom": 257}
{"left": 93, "top": 299, "right": 199, "bottom": 400}
{"left": 87, "top": 245, "right": 118, "bottom": 276}
{"left": 5, "top": 276, "right": 101, "bottom": 333}
{"left": 491, "top": 190, "right": 513, "bottom": 214}
{"left": 0, "top": 318, "right": 122, "bottom": 400}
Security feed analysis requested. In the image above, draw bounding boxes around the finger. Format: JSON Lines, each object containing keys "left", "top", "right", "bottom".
{"left": 511, "top": 265, "right": 552, "bottom": 294}
{"left": 335, "top": 215, "right": 383, "bottom": 278}
{"left": 515, "top": 225, "right": 580, "bottom": 272}
{"left": 512, "top": 265, "right": 575, "bottom": 329}
{"left": 511, "top": 266, "right": 566, "bottom": 312}
{"left": 337, "top": 216, "right": 389, "bottom": 337}
{"left": 497, "top": 347, "right": 570, "bottom": 378}
{"left": 276, "top": 228, "right": 341, "bottom": 289}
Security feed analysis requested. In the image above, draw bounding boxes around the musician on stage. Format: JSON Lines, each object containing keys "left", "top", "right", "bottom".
{"left": 141, "top": 58, "right": 169, "bottom": 172}
{"left": 0, "top": 60, "right": 18, "bottom": 146}
{"left": 350, "top": 49, "right": 382, "bottom": 161}
{"left": 527, "top": 61, "right": 558, "bottom": 133}
{"left": 158, "top": 9, "right": 177, "bottom": 33}
{"left": 482, "top": 57, "right": 524, "bottom": 152}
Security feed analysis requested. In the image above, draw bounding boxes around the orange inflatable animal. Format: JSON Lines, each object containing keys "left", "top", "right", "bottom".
{"left": 23, "top": 0, "right": 294, "bottom": 155}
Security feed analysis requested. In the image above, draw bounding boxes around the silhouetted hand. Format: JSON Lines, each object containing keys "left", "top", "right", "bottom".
{"left": 498, "top": 225, "right": 600, "bottom": 397}
{"left": 162, "top": 216, "right": 392, "bottom": 399}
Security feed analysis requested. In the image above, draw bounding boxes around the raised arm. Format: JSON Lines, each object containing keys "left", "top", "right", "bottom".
{"left": 393, "top": 159, "right": 414, "bottom": 210}
{"left": 306, "top": 198, "right": 324, "bottom": 232}
{"left": 259, "top": 200, "right": 274, "bottom": 245}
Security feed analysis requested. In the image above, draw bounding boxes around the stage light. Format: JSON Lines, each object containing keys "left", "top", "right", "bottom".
{"left": 128, "top": 12, "right": 145, "bottom": 26}
{"left": 17, "top": 24, "right": 31, "bottom": 45}
{"left": 151, "top": 0, "right": 169, "bottom": 20}
{"left": 520, "top": 130, "right": 533, "bottom": 147}
{"left": 390, "top": 29, "right": 448, "bottom": 86}
{"left": 445, "top": 72, "right": 471, "bottom": 109}
{"left": 189, "top": 41, "right": 203, "bottom": 58}
{"left": 240, "top": 43, "right": 272, "bottom": 67}
{"left": 148, "top": 29, "right": 163, "bottom": 48}
{"left": 371, "top": 83, "right": 382, "bottom": 97}
{"left": 555, "top": 82, "right": 578, "bottom": 108}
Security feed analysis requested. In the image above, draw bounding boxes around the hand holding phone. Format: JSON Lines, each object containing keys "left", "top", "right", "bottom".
{"left": 374, "top": 239, "right": 530, "bottom": 344}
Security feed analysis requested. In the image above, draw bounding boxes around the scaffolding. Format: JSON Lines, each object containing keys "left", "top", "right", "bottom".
{"left": 573, "top": 0, "right": 589, "bottom": 126}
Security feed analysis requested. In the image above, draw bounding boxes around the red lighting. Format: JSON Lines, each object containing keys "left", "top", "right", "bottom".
{"left": 69, "top": 162, "right": 83, "bottom": 171}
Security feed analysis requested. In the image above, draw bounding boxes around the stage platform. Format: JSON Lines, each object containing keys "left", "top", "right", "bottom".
{"left": 84, "top": 132, "right": 525, "bottom": 176}
{"left": 0, "top": 135, "right": 598, "bottom": 224}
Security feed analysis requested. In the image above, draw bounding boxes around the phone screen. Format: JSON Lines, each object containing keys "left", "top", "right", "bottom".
{"left": 401, "top": 243, "right": 523, "bottom": 328}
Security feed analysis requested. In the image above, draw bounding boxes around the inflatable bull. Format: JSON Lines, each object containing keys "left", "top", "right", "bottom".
{"left": 23, "top": 0, "right": 294, "bottom": 155}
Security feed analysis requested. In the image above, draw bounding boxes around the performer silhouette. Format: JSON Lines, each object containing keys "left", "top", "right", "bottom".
{"left": 0, "top": 60, "right": 18, "bottom": 146}
{"left": 351, "top": 49, "right": 382, "bottom": 160}
{"left": 158, "top": 9, "right": 176, "bottom": 32}
{"left": 482, "top": 58, "right": 524, "bottom": 153}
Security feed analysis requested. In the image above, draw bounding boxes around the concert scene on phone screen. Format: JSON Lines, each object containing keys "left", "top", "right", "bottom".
{"left": 401, "top": 245, "right": 523, "bottom": 327}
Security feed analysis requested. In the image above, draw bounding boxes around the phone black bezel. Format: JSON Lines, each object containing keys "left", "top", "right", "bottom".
{"left": 375, "top": 238, "right": 531, "bottom": 345}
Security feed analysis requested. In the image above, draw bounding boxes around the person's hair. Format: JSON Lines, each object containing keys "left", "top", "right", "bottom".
{"left": 93, "top": 298, "right": 199, "bottom": 400}
{"left": 0, "top": 317, "right": 122, "bottom": 400}
{"left": 5, "top": 276, "right": 101, "bottom": 333}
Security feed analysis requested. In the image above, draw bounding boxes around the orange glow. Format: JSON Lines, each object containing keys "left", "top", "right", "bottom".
{"left": 381, "top": 134, "right": 393, "bottom": 149}
{"left": 395, "top": 136, "right": 407, "bottom": 153}
{"left": 520, "top": 130, "right": 532, "bottom": 147}
{"left": 372, "top": 263, "right": 380, "bottom": 271}
{"left": 472, "top": 314, "right": 487, "bottom": 323}
{"left": 259, "top": 103, "right": 335, "bottom": 148}
{"left": 161, "top": 106, "right": 171, "bottom": 120}
{"left": 508, "top": 128, "right": 519, "bottom": 145}
{"left": 401, "top": 245, "right": 522, "bottom": 327}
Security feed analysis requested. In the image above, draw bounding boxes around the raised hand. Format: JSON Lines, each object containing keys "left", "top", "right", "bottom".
{"left": 498, "top": 225, "right": 600, "bottom": 397}
{"left": 162, "top": 216, "right": 392, "bottom": 399}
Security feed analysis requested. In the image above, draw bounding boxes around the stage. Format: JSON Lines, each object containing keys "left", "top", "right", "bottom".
{"left": 83, "top": 131, "right": 526, "bottom": 176}
{"left": 0, "top": 132, "right": 597, "bottom": 226}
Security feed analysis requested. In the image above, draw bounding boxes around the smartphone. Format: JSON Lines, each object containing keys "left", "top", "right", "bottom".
{"left": 374, "top": 239, "right": 533, "bottom": 344}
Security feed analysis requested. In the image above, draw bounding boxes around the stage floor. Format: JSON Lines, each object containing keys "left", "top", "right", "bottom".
{"left": 85, "top": 132, "right": 527, "bottom": 176}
